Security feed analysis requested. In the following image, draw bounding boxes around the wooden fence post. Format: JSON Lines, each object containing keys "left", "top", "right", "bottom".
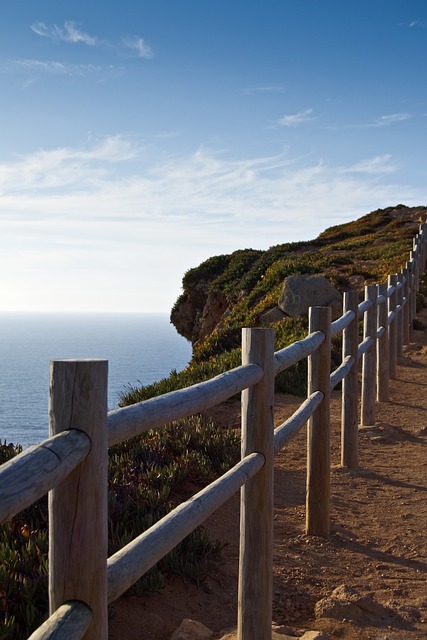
{"left": 406, "top": 261, "right": 414, "bottom": 338}
{"left": 341, "top": 291, "right": 359, "bottom": 468}
{"left": 402, "top": 266, "right": 410, "bottom": 346}
{"left": 361, "top": 285, "right": 377, "bottom": 426}
{"left": 396, "top": 271, "right": 404, "bottom": 358}
{"left": 410, "top": 248, "right": 419, "bottom": 321}
{"left": 306, "top": 306, "right": 331, "bottom": 537}
{"left": 376, "top": 283, "right": 389, "bottom": 402}
{"left": 238, "top": 328, "right": 274, "bottom": 640}
{"left": 388, "top": 274, "right": 398, "bottom": 379}
{"left": 421, "top": 223, "right": 427, "bottom": 270}
{"left": 49, "top": 360, "right": 108, "bottom": 639}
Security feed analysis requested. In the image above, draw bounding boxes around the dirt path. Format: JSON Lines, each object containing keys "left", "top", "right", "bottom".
{"left": 109, "top": 316, "right": 427, "bottom": 640}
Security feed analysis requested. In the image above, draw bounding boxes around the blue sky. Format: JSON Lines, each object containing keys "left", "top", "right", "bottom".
{"left": 1, "top": 1, "right": 426, "bottom": 312}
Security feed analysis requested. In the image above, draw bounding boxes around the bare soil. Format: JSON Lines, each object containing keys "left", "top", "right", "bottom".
{"left": 109, "top": 310, "right": 427, "bottom": 640}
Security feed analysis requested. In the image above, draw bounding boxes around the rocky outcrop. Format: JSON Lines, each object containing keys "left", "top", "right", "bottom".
{"left": 278, "top": 275, "right": 342, "bottom": 318}
{"left": 170, "top": 285, "right": 229, "bottom": 344}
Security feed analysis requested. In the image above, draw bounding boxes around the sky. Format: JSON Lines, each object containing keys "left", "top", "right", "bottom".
{"left": 1, "top": 1, "right": 426, "bottom": 313}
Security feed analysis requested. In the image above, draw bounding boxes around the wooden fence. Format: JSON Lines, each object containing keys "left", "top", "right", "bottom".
{"left": 1, "top": 223, "right": 426, "bottom": 640}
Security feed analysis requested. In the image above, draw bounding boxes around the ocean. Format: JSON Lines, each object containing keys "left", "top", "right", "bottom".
{"left": 0, "top": 313, "right": 192, "bottom": 449}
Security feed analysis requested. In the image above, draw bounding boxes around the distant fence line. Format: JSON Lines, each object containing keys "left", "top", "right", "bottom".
{"left": 1, "top": 223, "right": 426, "bottom": 640}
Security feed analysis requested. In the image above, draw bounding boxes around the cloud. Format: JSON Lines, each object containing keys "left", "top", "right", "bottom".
{"left": 279, "top": 108, "right": 314, "bottom": 127}
{"left": 372, "top": 113, "right": 412, "bottom": 127}
{"left": 0, "top": 140, "right": 417, "bottom": 225}
{"left": 0, "top": 136, "right": 139, "bottom": 191}
{"left": 31, "top": 21, "right": 97, "bottom": 45}
{"left": 408, "top": 20, "right": 427, "bottom": 28}
{"left": 1, "top": 140, "right": 423, "bottom": 311}
{"left": 244, "top": 85, "right": 285, "bottom": 95}
{"left": 9, "top": 58, "right": 105, "bottom": 77}
{"left": 340, "top": 154, "right": 397, "bottom": 175}
{"left": 122, "top": 36, "right": 154, "bottom": 59}
{"left": 324, "top": 112, "right": 413, "bottom": 131}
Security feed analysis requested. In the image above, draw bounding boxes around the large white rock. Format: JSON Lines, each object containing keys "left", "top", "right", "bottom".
{"left": 278, "top": 275, "right": 342, "bottom": 318}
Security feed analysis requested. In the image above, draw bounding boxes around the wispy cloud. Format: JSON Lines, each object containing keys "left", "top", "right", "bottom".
{"left": 31, "top": 21, "right": 97, "bottom": 45}
{"left": 325, "top": 112, "right": 413, "bottom": 131}
{"left": 9, "top": 58, "right": 106, "bottom": 77}
{"left": 372, "top": 113, "right": 412, "bottom": 127}
{"left": 244, "top": 85, "right": 285, "bottom": 95}
{"left": 122, "top": 36, "right": 154, "bottom": 59}
{"left": 408, "top": 20, "right": 427, "bottom": 28}
{"left": 29, "top": 21, "right": 154, "bottom": 61}
{"left": 1, "top": 140, "right": 421, "bottom": 311}
{"left": 0, "top": 136, "right": 139, "bottom": 191}
{"left": 340, "top": 154, "right": 397, "bottom": 175}
{"left": 279, "top": 108, "right": 314, "bottom": 127}
{"left": 0, "top": 140, "right": 416, "bottom": 224}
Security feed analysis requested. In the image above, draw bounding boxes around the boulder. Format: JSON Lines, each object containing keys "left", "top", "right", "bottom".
{"left": 170, "top": 618, "right": 214, "bottom": 640}
{"left": 315, "top": 584, "right": 394, "bottom": 623}
{"left": 278, "top": 276, "right": 342, "bottom": 318}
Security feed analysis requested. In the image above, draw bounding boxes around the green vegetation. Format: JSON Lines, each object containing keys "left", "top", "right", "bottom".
{"left": 0, "top": 417, "right": 240, "bottom": 639}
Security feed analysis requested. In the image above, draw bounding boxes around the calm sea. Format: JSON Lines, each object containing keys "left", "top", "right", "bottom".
{"left": 0, "top": 313, "right": 191, "bottom": 449}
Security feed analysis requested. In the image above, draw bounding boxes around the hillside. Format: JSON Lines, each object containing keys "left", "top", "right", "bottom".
{"left": 171, "top": 204, "right": 426, "bottom": 349}
{"left": 121, "top": 204, "right": 427, "bottom": 407}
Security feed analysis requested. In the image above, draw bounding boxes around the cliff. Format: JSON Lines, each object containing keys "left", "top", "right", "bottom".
{"left": 171, "top": 205, "right": 427, "bottom": 353}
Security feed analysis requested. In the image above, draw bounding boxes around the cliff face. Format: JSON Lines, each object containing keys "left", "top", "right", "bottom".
{"left": 170, "top": 279, "right": 229, "bottom": 344}
{"left": 171, "top": 205, "right": 427, "bottom": 351}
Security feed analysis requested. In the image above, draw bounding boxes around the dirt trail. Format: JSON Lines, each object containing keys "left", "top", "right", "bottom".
{"left": 109, "top": 313, "right": 427, "bottom": 640}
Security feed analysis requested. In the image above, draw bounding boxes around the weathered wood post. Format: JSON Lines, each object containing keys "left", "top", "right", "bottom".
{"left": 402, "top": 266, "right": 410, "bottom": 346}
{"left": 388, "top": 274, "right": 398, "bottom": 379}
{"left": 238, "top": 328, "right": 274, "bottom": 640}
{"left": 306, "top": 306, "right": 331, "bottom": 536}
{"left": 421, "top": 223, "right": 427, "bottom": 271}
{"left": 406, "top": 261, "right": 414, "bottom": 337}
{"left": 396, "top": 271, "right": 404, "bottom": 358}
{"left": 361, "top": 285, "right": 377, "bottom": 426}
{"left": 341, "top": 291, "right": 359, "bottom": 468}
{"left": 410, "top": 247, "right": 419, "bottom": 322}
{"left": 49, "top": 360, "right": 109, "bottom": 639}
{"left": 376, "top": 283, "right": 389, "bottom": 402}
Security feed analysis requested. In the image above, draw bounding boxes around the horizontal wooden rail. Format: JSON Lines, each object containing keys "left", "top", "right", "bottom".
{"left": 107, "top": 452, "right": 264, "bottom": 603}
{"left": 330, "top": 310, "right": 355, "bottom": 337}
{"left": 357, "top": 335, "right": 374, "bottom": 359}
{"left": 27, "top": 601, "right": 92, "bottom": 640}
{"left": 329, "top": 355, "right": 354, "bottom": 391}
{"left": 358, "top": 299, "right": 373, "bottom": 314}
{"left": 388, "top": 310, "right": 396, "bottom": 325}
{"left": 377, "top": 294, "right": 387, "bottom": 305}
{"left": 107, "top": 363, "right": 263, "bottom": 446}
{"left": 376, "top": 325, "right": 386, "bottom": 339}
{"left": 273, "top": 330, "right": 324, "bottom": 375}
{"left": 273, "top": 391, "right": 323, "bottom": 454}
{"left": 0, "top": 430, "right": 91, "bottom": 523}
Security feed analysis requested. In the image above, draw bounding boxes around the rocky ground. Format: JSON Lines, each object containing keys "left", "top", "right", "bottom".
{"left": 109, "top": 309, "right": 427, "bottom": 640}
